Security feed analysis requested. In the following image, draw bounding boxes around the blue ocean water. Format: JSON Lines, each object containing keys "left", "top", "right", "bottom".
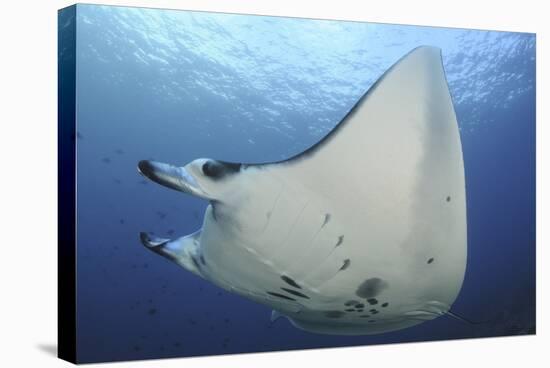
{"left": 72, "top": 4, "right": 536, "bottom": 363}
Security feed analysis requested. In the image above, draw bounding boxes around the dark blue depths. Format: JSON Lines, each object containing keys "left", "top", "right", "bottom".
{"left": 72, "top": 4, "right": 535, "bottom": 363}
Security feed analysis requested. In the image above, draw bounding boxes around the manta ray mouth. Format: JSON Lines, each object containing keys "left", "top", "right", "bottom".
{"left": 138, "top": 160, "right": 209, "bottom": 199}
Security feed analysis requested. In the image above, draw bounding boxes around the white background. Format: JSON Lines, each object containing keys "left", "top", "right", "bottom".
{"left": 0, "top": 0, "right": 546, "bottom": 367}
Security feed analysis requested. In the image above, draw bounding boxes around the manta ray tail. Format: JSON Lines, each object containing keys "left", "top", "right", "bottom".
{"left": 446, "top": 310, "right": 493, "bottom": 325}
{"left": 139, "top": 231, "right": 203, "bottom": 277}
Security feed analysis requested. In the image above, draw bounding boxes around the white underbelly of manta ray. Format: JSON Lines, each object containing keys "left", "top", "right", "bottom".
{"left": 137, "top": 46, "right": 467, "bottom": 335}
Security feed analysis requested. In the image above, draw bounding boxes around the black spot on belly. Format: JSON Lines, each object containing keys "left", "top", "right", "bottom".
{"left": 345, "top": 308, "right": 355, "bottom": 312}
{"left": 427, "top": 258, "right": 434, "bottom": 264}
{"left": 356, "top": 278, "right": 389, "bottom": 298}
{"left": 370, "top": 309, "right": 379, "bottom": 314}
{"left": 280, "top": 287, "right": 310, "bottom": 299}
{"left": 381, "top": 302, "right": 389, "bottom": 308}
{"left": 340, "top": 259, "right": 351, "bottom": 271}
{"left": 281, "top": 275, "right": 302, "bottom": 289}
{"left": 324, "top": 311, "right": 344, "bottom": 318}
{"left": 200, "top": 254, "right": 206, "bottom": 265}
{"left": 367, "top": 298, "right": 378, "bottom": 305}
{"left": 359, "top": 315, "right": 370, "bottom": 318}
{"left": 355, "top": 303, "right": 365, "bottom": 308}
{"left": 335, "top": 235, "right": 344, "bottom": 247}
{"left": 446, "top": 196, "right": 451, "bottom": 202}
{"left": 267, "top": 291, "right": 296, "bottom": 301}
{"left": 368, "top": 320, "right": 376, "bottom": 323}
{"left": 345, "top": 300, "right": 359, "bottom": 306}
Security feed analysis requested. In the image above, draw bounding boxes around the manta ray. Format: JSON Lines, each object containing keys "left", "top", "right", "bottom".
{"left": 137, "top": 46, "right": 467, "bottom": 335}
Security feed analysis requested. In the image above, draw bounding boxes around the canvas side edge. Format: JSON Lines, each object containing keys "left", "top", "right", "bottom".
{"left": 58, "top": 4, "right": 77, "bottom": 364}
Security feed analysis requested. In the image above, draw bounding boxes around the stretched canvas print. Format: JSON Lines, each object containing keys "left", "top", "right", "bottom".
{"left": 58, "top": 3, "right": 536, "bottom": 364}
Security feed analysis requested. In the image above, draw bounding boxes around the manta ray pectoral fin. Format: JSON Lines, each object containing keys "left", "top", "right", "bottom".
{"left": 138, "top": 160, "right": 211, "bottom": 199}
{"left": 139, "top": 231, "right": 203, "bottom": 277}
